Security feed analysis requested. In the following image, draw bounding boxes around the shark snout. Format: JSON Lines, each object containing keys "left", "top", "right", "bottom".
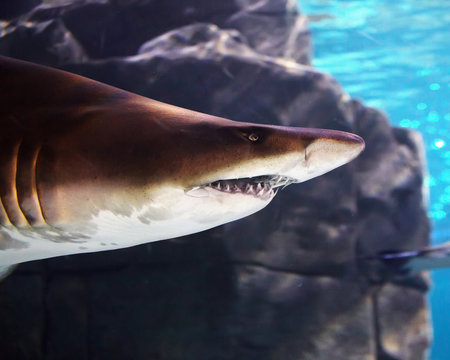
{"left": 280, "top": 128, "right": 364, "bottom": 182}
{"left": 304, "top": 131, "right": 364, "bottom": 178}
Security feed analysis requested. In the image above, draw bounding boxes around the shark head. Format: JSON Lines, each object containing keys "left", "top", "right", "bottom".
{"left": 92, "top": 108, "right": 365, "bottom": 239}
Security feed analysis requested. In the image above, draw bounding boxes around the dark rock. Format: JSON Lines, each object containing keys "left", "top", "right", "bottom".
{"left": 223, "top": 0, "right": 311, "bottom": 63}
{"left": 45, "top": 276, "right": 89, "bottom": 360}
{"left": 353, "top": 101, "right": 429, "bottom": 281}
{"left": 0, "top": 0, "right": 430, "bottom": 359}
{"left": 63, "top": 23, "right": 337, "bottom": 127}
{"left": 0, "top": 18, "right": 87, "bottom": 66}
{"left": 230, "top": 265, "right": 374, "bottom": 360}
{"left": 0, "top": 0, "right": 41, "bottom": 20}
{"left": 86, "top": 264, "right": 235, "bottom": 360}
{"left": 376, "top": 284, "right": 430, "bottom": 359}
{"left": 0, "top": 274, "right": 44, "bottom": 360}
{"left": 5, "top": 0, "right": 309, "bottom": 63}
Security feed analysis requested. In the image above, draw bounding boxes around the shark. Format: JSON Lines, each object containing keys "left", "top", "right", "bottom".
{"left": 0, "top": 55, "right": 365, "bottom": 269}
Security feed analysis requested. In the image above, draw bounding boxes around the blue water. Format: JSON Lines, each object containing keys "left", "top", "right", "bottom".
{"left": 300, "top": 1, "right": 450, "bottom": 358}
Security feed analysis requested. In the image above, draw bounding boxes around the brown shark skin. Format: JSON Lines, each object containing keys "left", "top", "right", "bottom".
{"left": 0, "top": 56, "right": 364, "bottom": 230}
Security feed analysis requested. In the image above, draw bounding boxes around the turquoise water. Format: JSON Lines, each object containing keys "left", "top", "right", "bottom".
{"left": 300, "top": 1, "right": 450, "bottom": 358}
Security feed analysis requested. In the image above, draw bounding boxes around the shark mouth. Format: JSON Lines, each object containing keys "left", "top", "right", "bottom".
{"left": 188, "top": 175, "right": 297, "bottom": 200}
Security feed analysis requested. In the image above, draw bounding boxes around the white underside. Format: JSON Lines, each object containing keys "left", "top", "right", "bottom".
{"left": 0, "top": 187, "right": 272, "bottom": 266}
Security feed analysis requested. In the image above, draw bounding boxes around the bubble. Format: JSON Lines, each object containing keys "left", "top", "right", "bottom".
{"left": 425, "top": 176, "right": 437, "bottom": 187}
{"left": 399, "top": 119, "right": 411, "bottom": 127}
{"left": 433, "top": 202, "right": 444, "bottom": 210}
{"left": 429, "top": 210, "right": 446, "bottom": 220}
{"left": 429, "top": 83, "right": 441, "bottom": 91}
{"left": 440, "top": 194, "right": 450, "bottom": 204}
{"left": 433, "top": 139, "right": 446, "bottom": 149}
{"left": 409, "top": 120, "right": 421, "bottom": 128}
{"left": 399, "top": 118, "right": 421, "bottom": 129}
{"left": 427, "top": 111, "right": 440, "bottom": 122}
{"left": 417, "top": 102, "right": 427, "bottom": 110}
{"left": 417, "top": 68, "right": 432, "bottom": 76}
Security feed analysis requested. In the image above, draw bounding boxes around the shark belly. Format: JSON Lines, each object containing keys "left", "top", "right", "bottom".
{"left": 0, "top": 189, "right": 271, "bottom": 265}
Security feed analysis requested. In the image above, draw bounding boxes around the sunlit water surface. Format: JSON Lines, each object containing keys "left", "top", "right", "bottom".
{"left": 300, "top": 1, "right": 450, "bottom": 358}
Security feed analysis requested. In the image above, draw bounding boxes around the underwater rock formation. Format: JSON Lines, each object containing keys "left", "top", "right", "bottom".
{"left": 0, "top": 1, "right": 430, "bottom": 360}
{"left": 0, "top": 0, "right": 41, "bottom": 20}
{"left": 0, "top": 0, "right": 310, "bottom": 64}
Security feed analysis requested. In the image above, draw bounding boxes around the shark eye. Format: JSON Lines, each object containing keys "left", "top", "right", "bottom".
{"left": 248, "top": 133, "right": 260, "bottom": 142}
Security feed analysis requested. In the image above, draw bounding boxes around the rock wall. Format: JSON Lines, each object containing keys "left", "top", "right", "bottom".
{"left": 0, "top": 1, "right": 431, "bottom": 359}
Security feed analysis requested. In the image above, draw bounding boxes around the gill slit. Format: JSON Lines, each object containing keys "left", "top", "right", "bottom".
{"left": 14, "top": 138, "right": 33, "bottom": 227}
{"left": 33, "top": 145, "right": 48, "bottom": 225}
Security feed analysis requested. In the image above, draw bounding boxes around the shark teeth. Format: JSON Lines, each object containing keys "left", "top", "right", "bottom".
{"left": 203, "top": 175, "right": 296, "bottom": 200}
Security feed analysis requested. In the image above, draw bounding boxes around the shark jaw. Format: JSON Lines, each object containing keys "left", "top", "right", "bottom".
{"left": 186, "top": 175, "right": 292, "bottom": 200}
